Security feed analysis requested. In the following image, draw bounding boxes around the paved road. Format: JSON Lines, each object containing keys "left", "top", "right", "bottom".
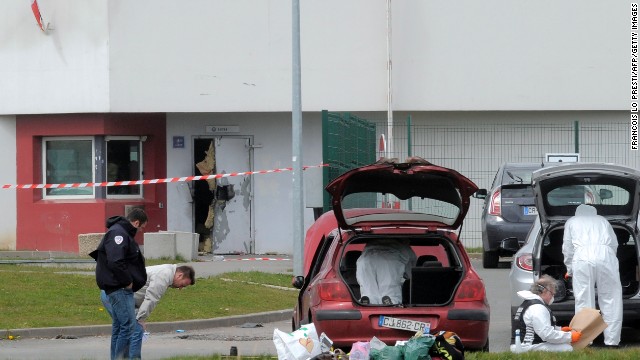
{"left": 0, "top": 319, "right": 289, "bottom": 359}
{"left": 1, "top": 255, "right": 638, "bottom": 359}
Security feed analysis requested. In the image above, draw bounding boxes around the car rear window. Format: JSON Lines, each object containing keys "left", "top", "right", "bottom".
{"left": 501, "top": 185, "right": 534, "bottom": 198}
{"left": 501, "top": 168, "right": 539, "bottom": 185}
{"left": 341, "top": 239, "right": 455, "bottom": 268}
{"left": 539, "top": 174, "right": 636, "bottom": 217}
{"left": 548, "top": 184, "right": 629, "bottom": 206}
{"left": 342, "top": 192, "right": 461, "bottom": 226}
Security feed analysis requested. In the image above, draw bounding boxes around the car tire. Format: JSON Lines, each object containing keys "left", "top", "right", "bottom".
{"left": 482, "top": 250, "right": 499, "bottom": 269}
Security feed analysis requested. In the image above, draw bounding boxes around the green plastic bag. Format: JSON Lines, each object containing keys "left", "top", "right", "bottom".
{"left": 370, "top": 344, "right": 404, "bottom": 360}
{"left": 404, "top": 336, "right": 435, "bottom": 360}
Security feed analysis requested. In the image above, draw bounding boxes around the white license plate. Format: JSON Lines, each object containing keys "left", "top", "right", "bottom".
{"left": 378, "top": 316, "right": 431, "bottom": 333}
{"left": 523, "top": 206, "right": 537, "bottom": 215}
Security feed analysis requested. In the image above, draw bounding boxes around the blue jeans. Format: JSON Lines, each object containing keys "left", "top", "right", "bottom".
{"left": 101, "top": 290, "right": 144, "bottom": 360}
{"left": 129, "top": 321, "right": 144, "bottom": 359}
{"left": 107, "top": 288, "right": 137, "bottom": 360}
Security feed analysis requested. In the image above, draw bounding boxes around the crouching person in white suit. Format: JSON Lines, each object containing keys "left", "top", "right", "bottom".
{"left": 511, "top": 275, "right": 581, "bottom": 353}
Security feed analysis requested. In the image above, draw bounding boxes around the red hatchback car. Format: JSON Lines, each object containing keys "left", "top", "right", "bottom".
{"left": 292, "top": 158, "right": 490, "bottom": 351}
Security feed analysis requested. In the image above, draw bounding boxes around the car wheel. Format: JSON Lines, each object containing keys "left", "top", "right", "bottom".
{"left": 482, "top": 250, "right": 499, "bottom": 269}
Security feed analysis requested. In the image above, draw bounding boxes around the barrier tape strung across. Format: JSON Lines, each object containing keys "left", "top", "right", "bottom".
{"left": 2, "top": 163, "right": 328, "bottom": 190}
{"left": 222, "top": 257, "right": 291, "bottom": 261}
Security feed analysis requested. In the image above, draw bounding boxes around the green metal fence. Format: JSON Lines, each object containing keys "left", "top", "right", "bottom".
{"left": 321, "top": 111, "right": 640, "bottom": 248}
{"left": 321, "top": 110, "right": 377, "bottom": 212}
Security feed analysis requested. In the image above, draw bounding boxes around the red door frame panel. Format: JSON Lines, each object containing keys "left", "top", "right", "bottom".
{"left": 16, "top": 113, "right": 167, "bottom": 252}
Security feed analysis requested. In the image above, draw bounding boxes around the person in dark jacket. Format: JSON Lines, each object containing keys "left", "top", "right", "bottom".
{"left": 90, "top": 208, "right": 148, "bottom": 360}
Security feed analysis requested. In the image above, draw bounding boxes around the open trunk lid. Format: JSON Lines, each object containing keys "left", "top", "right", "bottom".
{"left": 325, "top": 159, "right": 479, "bottom": 231}
{"left": 532, "top": 163, "right": 640, "bottom": 227}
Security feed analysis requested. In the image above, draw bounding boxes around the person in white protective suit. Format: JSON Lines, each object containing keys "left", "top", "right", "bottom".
{"left": 356, "top": 239, "right": 417, "bottom": 305}
{"left": 511, "top": 275, "right": 581, "bottom": 352}
{"left": 562, "top": 204, "right": 622, "bottom": 347}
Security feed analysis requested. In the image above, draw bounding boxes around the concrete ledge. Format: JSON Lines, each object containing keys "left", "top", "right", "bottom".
{"left": 78, "top": 233, "right": 104, "bottom": 257}
{"left": 7, "top": 309, "right": 292, "bottom": 339}
{"left": 0, "top": 251, "right": 83, "bottom": 260}
{"left": 144, "top": 231, "right": 199, "bottom": 261}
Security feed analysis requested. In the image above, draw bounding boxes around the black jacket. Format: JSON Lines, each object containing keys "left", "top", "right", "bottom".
{"left": 512, "top": 298, "right": 556, "bottom": 345}
{"left": 90, "top": 216, "right": 147, "bottom": 294}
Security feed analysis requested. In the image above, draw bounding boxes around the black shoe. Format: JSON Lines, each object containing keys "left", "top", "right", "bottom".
{"left": 360, "top": 296, "right": 369, "bottom": 305}
{"left": 382, "top": 296, "right": 393, "bottom": 305}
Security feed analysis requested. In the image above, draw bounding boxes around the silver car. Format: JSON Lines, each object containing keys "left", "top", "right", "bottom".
{"left": 509, "top": 163, "right": 640, "bottom": 334}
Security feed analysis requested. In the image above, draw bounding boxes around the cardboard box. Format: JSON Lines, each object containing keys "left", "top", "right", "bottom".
{"left": 569, "top": 308, "right": 608, "bottom": 349}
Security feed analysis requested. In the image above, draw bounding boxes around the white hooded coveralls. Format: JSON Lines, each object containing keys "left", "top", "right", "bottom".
{"left": 356, "top": 239, "right": 417, "bottom": 304}
{"left": 562, "top": 204, "right": 622, "bottom": 346}
{"left": 510, "top": 290, "right": 573, "bottom": 353}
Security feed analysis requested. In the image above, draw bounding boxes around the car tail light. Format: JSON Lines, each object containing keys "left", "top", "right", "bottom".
{"left": 454, "top": 279, "right": 486, "bottom": 302}
{"left": 317, "top": 278, "right": 353, "bottom": 302}
{"left": 515, "top": 253, "right": 533, "bottom": 271}
{"left": 488, "top": 190, "right": 501, "bottom": 216}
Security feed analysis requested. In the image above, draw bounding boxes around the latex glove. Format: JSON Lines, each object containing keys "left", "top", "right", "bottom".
{"left": 561, "top": 326, "right": 572, "bottom": 332}
{"left": 571, "top": 330, "right": 582, "bottom": 343}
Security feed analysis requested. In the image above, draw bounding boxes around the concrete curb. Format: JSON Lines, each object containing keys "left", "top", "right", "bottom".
{"left": 8, "top": 309, "right": 292, "bottom": 339}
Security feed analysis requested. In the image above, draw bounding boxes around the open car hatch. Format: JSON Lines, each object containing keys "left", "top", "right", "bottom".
{"left": 532, "top": 163, "right": 640, "bottom": 226}
{"left": 325, "top": 159, "right": 479, "bottom": 231}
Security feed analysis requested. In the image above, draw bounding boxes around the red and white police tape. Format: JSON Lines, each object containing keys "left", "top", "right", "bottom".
{"left": 222, "top": 257, "right": 290, "bottom": 261}
{"left": 2, "top": 163, "right": 328, "bottom": 190}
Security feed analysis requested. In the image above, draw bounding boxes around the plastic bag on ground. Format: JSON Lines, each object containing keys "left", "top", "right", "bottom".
{"left": 404, "top": 335, "right": 435, "bottom": 360}
{"left": 273, "top": 323, "right": 322, "bottom": 360}
{"left": 349, "top": 341, "right": 370, "bottom": 360}
{"left": 369, "top": 344, "right": 404, "bottom": 360}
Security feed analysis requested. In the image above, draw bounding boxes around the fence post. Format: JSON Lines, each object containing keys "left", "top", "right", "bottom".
{"left": 407, "top": 114, "right": 412, "bottom": 158}
{"left": 574, "top": 121, "right": 580, "bottom": 153}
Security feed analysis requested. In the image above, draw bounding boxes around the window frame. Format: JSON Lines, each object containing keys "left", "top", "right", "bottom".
{"left": 105, "top": 136, "right": 144, "bottom": 200}
{"left": 42, "top": 136, "right": 96, "bottom": 200}
{"left": 41, "top": 135, "right": 145, "bottom": 200}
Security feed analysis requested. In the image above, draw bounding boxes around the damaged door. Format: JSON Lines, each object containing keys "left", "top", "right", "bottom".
{"left": 211, "top": 137, "right": 252, "bottom": 254}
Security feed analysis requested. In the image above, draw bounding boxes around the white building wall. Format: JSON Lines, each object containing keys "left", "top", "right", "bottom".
{"left": 166, "top": 113, "right": 322, "bottom": 254}
{"left": 0, "top": 1, "right": 110, "bottom": 114}
{"left": 392, "top": 1, "right": 628, "bottom": 110}
{"left": 108, "top": 0, "right": 628, "bottom": 112}
{"left": 0, "top": 117, "right": 17, "bottom": 250}
{"left": 0, "top": 0, "right": 627, "bottom": 114}
{"left": 0, "top": 0, "right": 632, "bottom": 253}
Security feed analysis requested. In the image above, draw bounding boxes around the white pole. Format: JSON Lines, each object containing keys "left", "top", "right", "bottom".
{"left": 292, "top": 0, "right": 304, "bottom": 277}
{"left": 386, "top": 0, "right": 393, "bottom": 159}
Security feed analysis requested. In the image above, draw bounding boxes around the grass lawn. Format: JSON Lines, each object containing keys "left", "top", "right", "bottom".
{"left": 0, "top": 264, "right": 296, "bottom": 329}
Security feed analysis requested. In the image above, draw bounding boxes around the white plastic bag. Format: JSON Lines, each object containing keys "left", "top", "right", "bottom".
{"left": 273, "top": 323, "right": 322, "bottom": 360}
{"left": 349, "top": 341, "right": 370, "bottom": 360}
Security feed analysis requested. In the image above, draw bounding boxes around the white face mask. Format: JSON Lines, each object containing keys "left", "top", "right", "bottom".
{"left": 547, "top": 296, "right": 554, "bottom": 305}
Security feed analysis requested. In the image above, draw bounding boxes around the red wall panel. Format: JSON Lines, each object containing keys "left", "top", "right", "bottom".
{"left": 16, "top": 113, "right": 167, "bottom": 252}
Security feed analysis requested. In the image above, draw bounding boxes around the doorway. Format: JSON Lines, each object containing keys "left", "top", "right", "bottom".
{"left": 193, "top": 137, "right": 252, "bottom": 254}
